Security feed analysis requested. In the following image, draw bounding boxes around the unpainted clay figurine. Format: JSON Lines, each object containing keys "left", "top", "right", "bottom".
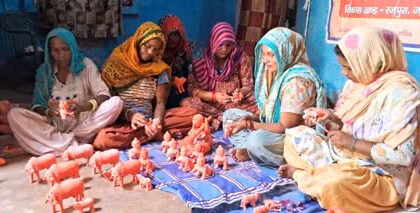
{"left": 139, "top": 148, "right": 149, "bottom": 168}
{"left": 240, "top": 192, "right": 262, "bottom": 209}
{"left": 178, "top": 114, "right": 205, "bottom": 147}
{"left": 166, "top": 139, "right": 179, "bottom": 161}
{"left": 143, "top": 160, "right": 155, "bottom": 176}
{"left": 45, "top": 178, "right": 84, "bottom": 213}
{"left": 128, "top": 138, "right": 142, "bottom": 159}
{"left": 45, "top": 160, "right": 80, "bottom": 186}
{"left": 176, "top": 146, "right": 189, "bottom": 165}
{"left": 191, "top": 154, "right": 214, "bottom": 179}
{"left": 137, "top": 175, "right": 153, "bottom": 191}
{"left": 59, "top": 100, "right": 76, "bottom": 119}
{"left": 213, "top": 145, "right": 229, "bottom": 171}
{"left": 161, "top": 131, "right": 172, "bottom": 154}
{"left": 24, "top": 153, "right": 56, "bottom": 183}
{"left": 111, "top": 160, "right": 141, "bottom": 187}
{"left": 253, "top": 205, "right": 269, "bottom": 213}
{"left": 88, "top": 149, "right": 120, "bottom": 175}
{"left": 62, "top": 144, "right": 94, "bottom": 162}
{"left": 72, "top": 197, "right": 95, "bottom": 213}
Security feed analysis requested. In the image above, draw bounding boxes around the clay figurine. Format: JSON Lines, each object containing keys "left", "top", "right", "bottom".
{"left": 88, "top": 149, "right": 120, "bottom": 175}
{"left": 139, "top": 148, "right": 149, "bottom": 169}
{"left": 45, "top": 160, "right": 80, "bottom": 186}
{"left": 161, "top": 131, "right": 172, "bottom": 154}
{"left": 45, "top": 178, "right": 84, "bottom": 213}
{"left": 24, "top": 153, "right": 56, "bottom": 183}
{"left": 191, "top": 154, "right": 214, "bottom": 179}
{"left": 253, "top": 205, "right": 270, "bottom": 213}
{"left": 62, "top": 144, "right": 94, "bottom": 162}
{"left": 137, "top": 175, "right": 153, "bottom": 191}
{"left": 178, "top": 114, "right": 205, "bottom": 147}
{"left": 213, "top": 145, "right": 229, "bottom": 171}
{"left": 111, "top": 160, "right": 141, "bottom": 187}
{"left": 232, "top": 89, "right": 244, "bottom": 104}
{"left": 166, "top": 139, "right": 179, "bottom": 161}
{"left": 240, "top": 192, "right": 262, "bottom": 209}
{"left": 128, "top": 138, "right": 142, "bottom": 159}
{"left": 143, "top": 160, "right": 155, "bottom": 176}
{"left": 59, "top": 100, "right": 76, "bottom": 119}
{"left": 72, "top": 197, "right": 95, "bottom": 213}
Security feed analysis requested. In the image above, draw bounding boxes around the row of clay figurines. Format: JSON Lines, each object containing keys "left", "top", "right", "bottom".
{"left": 158, "top": 114, "right": 229, "bottom": 179}
{"left": 22, "top": 113, "right": 261, "bottom": 212}
{"left": 24, "top": 144, "right": 154, "bottom": 213}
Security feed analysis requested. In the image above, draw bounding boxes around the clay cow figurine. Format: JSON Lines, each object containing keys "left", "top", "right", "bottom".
{"left": 72, "top": 197, "right": 95, "bottom": 213}
{"left": 253, "top": 205, "right": 270, "bottom": 213}
{"left": 161, "top": 131, "right": 172, "bottom": 154}
{"left": 240, "top": 192, "right": 262, "bottom": 209}
{"left": 137, "top": 175, "right": 153, "bottom": 191}
{"left": 88, "top": 149, "right": 120, "bottom": 175}
{"left": 45, "top": 160, "right": 80, "bottom": 186}
{"left": 24, "top": 153, "right": 56, "bottom": 183}
{"left": 213, "top": 145, "right": 229, "bottom": 171}
{"left": 111, "top": 160, "right": 141, "bottom": 187}
{"left": 128, "top": 138, "right": 142, "bottom": 160}
{"left": 45, "top": 178, "right": 84, "bottom": 213}
{"left": 62, "top": 144, "right": 94, "bottom": 162}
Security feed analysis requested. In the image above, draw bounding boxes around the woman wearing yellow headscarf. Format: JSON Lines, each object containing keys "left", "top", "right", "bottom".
{"left": 279, "top": 26, "right": 420, "bottom": 212}
{"left": 94, "top": 22, "right": 171, "bottom": 150}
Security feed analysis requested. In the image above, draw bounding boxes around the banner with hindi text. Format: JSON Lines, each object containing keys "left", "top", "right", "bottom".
{"left": 327, "top": 0, "right": 420, "bottom": 52}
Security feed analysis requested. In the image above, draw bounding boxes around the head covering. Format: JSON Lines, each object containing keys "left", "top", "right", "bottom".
{"left": 101, "top": 22, "right": 170, "bottom": 88}
{"left": 335, "top": 26, "right": 419, "bottom": 149}
{"left": 337, "top": 26, "right": 407, "bottom": 84}
{"left": 254, "top": 27, "right": 325, "bottom": 123}
{"left": 32, "top": 28, "right": 85, "bottom": 108}
{"left": 192, "top": 22, "right": 243, "bottom": 91}
{"left": 158, "top": 14, "right": 192, "bottom": 58}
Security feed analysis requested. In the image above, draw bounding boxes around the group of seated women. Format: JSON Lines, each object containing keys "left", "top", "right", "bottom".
{"left": 0, "top": 14, "right": 419, "bottom": 212}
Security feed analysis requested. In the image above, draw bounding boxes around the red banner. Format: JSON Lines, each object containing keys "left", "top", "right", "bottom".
{"left": 339, "top": 0, "right": 420, "bottom": 19}
{"left": 327, "top": 0, "right": 420, "bottom": 52}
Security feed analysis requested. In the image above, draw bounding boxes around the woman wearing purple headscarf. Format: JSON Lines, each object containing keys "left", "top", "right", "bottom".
{"left": 180, "top": 22, "right": 258, "bottom": 130}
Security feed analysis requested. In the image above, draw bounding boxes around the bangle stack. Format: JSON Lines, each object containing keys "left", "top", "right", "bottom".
{"left": 88, "top": 99, "right": 98, "bottom": 112}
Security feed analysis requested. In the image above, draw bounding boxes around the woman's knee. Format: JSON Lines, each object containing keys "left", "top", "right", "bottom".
{"left": 222, "top": 108, "right": 250, "bottom": 123}
{"left": 7, "top": 108, "right": 27, "bottom": 125}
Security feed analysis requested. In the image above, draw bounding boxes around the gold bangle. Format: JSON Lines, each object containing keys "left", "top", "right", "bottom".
{"left": 88, "top": 99, "right": 98, "bottom": 112}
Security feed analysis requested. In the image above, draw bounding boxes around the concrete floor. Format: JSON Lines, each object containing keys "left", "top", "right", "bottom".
{"left": 0, "top": 153, "right": 191, "bottom": 213}
{"left": 0, "top": 77, "right": 191, "bottom": 213}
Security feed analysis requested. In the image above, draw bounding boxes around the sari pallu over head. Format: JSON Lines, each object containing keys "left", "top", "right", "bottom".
{"left": 254, "top": 27, "right": 326, "bottom": 123}
{"left": 334, "top": 26, "right": 420, "bottom": 208}
{"left": 101, "top": 22, "right": 170, "bottom": 88}
{"left": 335, "top": 26, "right": 419, "bottom": 149}
{"left": 32, "top": 28, "right": 85, "bottom": 109}
{"left": 158, "top": 14, "right": 192, "bottom": 59}
{"left": 192, "top": 22, "right": 243, "bottom": 91}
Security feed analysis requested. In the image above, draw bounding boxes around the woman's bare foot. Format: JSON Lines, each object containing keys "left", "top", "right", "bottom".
{"left": 278, "top": 164, "right": 297, "bottom": 178}
{"left": 229, "top": 148, "right": 250, "bottom": 162}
